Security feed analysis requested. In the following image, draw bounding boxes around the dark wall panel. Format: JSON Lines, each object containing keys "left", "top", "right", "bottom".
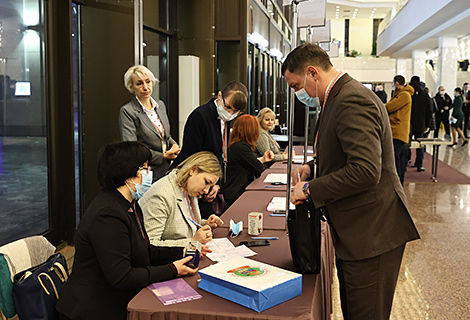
{"left": 80, "top": 5, "right": 133, "bottom": 209}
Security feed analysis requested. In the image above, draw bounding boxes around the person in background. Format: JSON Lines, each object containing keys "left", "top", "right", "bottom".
{"left": 374, "top": 84, "right": 387, "bottom": 103}
{"left": 56, "top": 141, "right": 196, "bottom": 320}
{"left": 284, "top": 43, "right": 419, "bottom": 320}
{"left": 433, "top": 86, "right": 453, "bottom": 140}
{"left": 170, "top": 81, "right": 248, "bottom": 218}
{"left": 255, "top": 107, "right": 292, "bottom": 163}
{"left": 462, "top": 83, "right": 470, "bottom": 138}
{"left": 408, "top": 76, "right": 431, "bottom": 172}
{"left": 141, "top": 151, "right": 224, "bottom": 247}
{"left": 385, "top": 75, "right": 414, "bottom": 185}
{"left": 449, "top": 87, "right": 468, "bottom": 147}
{"left": 222, "top": 115, "right": 274, "bottom": 208}
{"left": 120, "top": 65, "right": 180, "bottom": 182}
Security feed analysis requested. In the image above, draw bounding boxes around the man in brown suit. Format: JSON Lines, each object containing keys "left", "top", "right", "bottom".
{"left": 283, "top": 44, "right": 419, "bottom": 320}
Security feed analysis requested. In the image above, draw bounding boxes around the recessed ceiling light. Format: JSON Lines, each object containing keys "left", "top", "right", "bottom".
{"left": 336, "top": 6, "right": 340, "bottom": 8}
{"left": 355, "top": 8, "right": 358, "bottom": 11}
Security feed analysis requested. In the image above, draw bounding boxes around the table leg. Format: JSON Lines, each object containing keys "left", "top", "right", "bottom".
{"left": 433, "top": 146, "right": 440, "bottom": 182}
{"left": 430, "top": 145, "right": 436, "bottom": 180}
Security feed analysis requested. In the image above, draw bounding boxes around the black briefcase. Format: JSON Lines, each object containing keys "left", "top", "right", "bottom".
{"left": 287, "top": 199, "right": 321, "bottom": 274}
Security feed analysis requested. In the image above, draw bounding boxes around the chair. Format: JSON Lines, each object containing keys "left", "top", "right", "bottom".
{"left": 0, "top": 236, "right": 55, "bottom": 319}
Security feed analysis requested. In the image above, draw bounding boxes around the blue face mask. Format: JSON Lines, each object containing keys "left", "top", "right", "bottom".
{"left": 126, "top": 170, "right": 153, "bottom": 200}
{"left": 295, "top": 73, "right": 321, "bottom": 108}
{"left": 229, "top": 219, "right": 243, "bottom": 238}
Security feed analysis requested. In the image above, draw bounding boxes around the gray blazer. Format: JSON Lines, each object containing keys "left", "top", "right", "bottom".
{"left": 307, "top": 73, "right": 419, "bottom": 261}
{"left": 119, "top": 97, "right": 177, "bottom": 181}
{"left": 140, "top": 171, "right": 204, "bottom": 247}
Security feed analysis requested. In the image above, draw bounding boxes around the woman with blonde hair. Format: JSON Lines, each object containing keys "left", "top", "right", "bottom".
{"left": 120, "top": 65, "right": 180, "bottom": 182}
{"left": 256, "top": 107, "right": 292, "bottom": 162}
{"left": 222, "top": 115, "right": 274, "bottom": 207}
{"left": 141, "top": 151, "right": 224, "bottom": 248}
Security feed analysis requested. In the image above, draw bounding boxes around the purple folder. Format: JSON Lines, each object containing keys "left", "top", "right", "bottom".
{"left": 147, "top": 278, "right": 202, "bottom": 306}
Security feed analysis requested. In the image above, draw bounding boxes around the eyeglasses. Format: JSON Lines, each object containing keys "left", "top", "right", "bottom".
{"left": 139, "top": 166, "right": 152, "bottom": 174}
{"left": 221, "top": 93, "right": 241, "bottom": 116}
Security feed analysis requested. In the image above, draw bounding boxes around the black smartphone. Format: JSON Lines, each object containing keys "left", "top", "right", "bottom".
{"left": 271, "top": 182, "right": 286, "bottom": 185}
{"left": 239, "top": 240, "right": 270, "bottom": 247}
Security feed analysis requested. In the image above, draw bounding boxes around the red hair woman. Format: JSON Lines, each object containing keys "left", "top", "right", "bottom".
{"left": 221, "top": 115, "right": 274, "bottom": 207}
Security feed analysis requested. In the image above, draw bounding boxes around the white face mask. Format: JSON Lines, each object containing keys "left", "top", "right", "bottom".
{"left": 440, "top": 90, "right": 446, "bottom": 96}
{"left": 216, "top": 98, "right": 238, "bottom": 122}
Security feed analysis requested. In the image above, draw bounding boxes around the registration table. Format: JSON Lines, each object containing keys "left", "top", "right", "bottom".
{"left": 127, "top": 147, "right": 334, "bottom": 320}
{"left": 128, "top": 227, "right": 333, "bottom": 320}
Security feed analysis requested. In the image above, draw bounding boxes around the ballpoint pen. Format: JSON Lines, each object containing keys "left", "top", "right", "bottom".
{"left": 270, "top": 213, "right": 286, "bottom": 217}
{"left": 187, "top": 218, "right": 203, "bottom": 228}
{"left": 251, "top": 237, "right": 279, "bottom": 240}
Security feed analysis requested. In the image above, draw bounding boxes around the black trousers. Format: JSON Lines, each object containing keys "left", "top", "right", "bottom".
{"left": 336, "top": 244, "right": 406, "bottom": 320}
{"left": 434, "top": 111, "right": 450, "bottom": 137}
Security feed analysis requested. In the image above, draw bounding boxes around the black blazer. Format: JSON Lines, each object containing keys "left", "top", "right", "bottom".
{"left": 221, "top": 141, "right": 264, "bottom": 207}
{"left": 171, "top": 99, "right": 226, "bottom": 168}
{"left": 56, "top": 190, "right": 183, "bottom": 320}
{"left": 119, "top": 97, "right": 177, "bottom": 181}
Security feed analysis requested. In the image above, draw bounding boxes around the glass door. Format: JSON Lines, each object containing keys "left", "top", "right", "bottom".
{"left": 0, "top": 0, "right": 49, "bottom": 245}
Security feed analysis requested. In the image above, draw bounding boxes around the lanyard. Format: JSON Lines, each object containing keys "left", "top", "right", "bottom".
{"left": 184, "top": 191, "right": 197, "bottom": 222}
{"left": 314, "top": 71, "right": 343, "bottom": 157}
{"left": 129, "top": 202, "right": 149, "bottom": 247}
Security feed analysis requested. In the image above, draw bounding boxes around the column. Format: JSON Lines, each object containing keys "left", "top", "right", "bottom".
{"left": 412, "top": 50, "right": 426, "bottom": 82}
{"left": 437, "top": 36, "right": 457, "bottom": 93}
{"left": 396, "top": 58, "right": 407, "bottom": 79}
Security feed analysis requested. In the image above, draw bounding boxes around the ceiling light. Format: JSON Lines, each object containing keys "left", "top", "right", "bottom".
{"left": 355, "top": 8, "right": 358, "bottom": 11}
{"left": 336, "top": 6, "right": 340, "bottom": 8}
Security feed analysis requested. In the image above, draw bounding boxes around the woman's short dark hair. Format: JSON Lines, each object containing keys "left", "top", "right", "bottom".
{"left": 281, "top": 43, "right": 333, "bottom": 76}
{"left": 97, "top": 141, "right": 151, "bottom": 190}
{"left": 221, "top": 81, "right": 248, "bottom": 112}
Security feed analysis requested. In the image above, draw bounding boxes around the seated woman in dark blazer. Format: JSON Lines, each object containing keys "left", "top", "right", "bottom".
{"left": 56, "top": 141, "right": 196, "bottom": 320}
{"left": 222, "top": 115, "right": 274, "bottom": 207}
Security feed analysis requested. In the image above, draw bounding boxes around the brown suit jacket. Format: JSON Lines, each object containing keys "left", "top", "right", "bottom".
{"left": 307, "top": 73, "right": 419, "bottom": 261}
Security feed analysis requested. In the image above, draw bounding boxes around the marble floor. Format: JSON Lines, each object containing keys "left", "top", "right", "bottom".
{"left": 332, "top": 137, "right": 470, "bottom": 319}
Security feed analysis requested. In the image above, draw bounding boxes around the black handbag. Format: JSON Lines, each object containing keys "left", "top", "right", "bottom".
{"left": 12, "top": 253, "right": 68, "bottom": 320}
{"left": 212, "top": 190, "right": 228, "bottom": 216}
{"left": 287, "top": 199, "right": 321, "bottom": 274}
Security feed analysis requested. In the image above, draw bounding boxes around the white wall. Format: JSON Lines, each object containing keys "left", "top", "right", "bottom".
{"left": 349, "top": 19, "right": 373, "bottom": 57}
{"left": 330, "top": 19, "right": 345, "bottom": 57}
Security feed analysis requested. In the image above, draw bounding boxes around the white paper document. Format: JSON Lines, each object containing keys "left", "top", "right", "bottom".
{"left": 206, "top": 238, "right": 257, "bottom": 262}
{"left": 263, "top": 173, "right": 288, "bottom": 184}
{"left": 267, "top": 197, "right": 295, "bottom": 212}
{"left": 292, "top": 155, "right": 313, "bottom": 163}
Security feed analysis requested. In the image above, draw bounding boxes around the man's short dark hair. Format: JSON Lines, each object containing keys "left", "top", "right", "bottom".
{"left": 410, "top": 75, "right": 420, "bottom": 83}
{"left": 97, "top": 141, "right": 151, "bottom": 190}
{"left": 281, "top": 43, "right": 333, "bottom": 76}
{"left": 464, "top": 82, "right": 468, "bottom": 86}
{"left": 393, "top": 75, "right": 405, "bottom": 86}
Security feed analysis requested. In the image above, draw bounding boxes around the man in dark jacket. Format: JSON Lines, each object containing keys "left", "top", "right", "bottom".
{"left": 462, "top": 83, "right": 470, "bottom": 138}
{"left": 408, "top": 76, "right": 431, "bottom": 172}
{"left": 433, "top": 86, "right": 452, "bottom": 139}
{"left": 374, "top": 84, "right": 387, "bottom": 103}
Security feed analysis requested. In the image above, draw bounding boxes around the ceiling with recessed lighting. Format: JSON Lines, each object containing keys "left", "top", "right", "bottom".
{"left": 326, "top": 0, "right": 398, "bottom": 20}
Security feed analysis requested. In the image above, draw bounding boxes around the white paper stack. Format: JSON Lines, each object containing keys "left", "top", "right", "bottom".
{"left": 267, "top": 197, "right": 295, "bottom": 212}
{"left": 263, "top": 173, "right": 288, "bottom": 184}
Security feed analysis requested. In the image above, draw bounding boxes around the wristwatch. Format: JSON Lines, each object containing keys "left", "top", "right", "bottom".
{"left": 302, "top": 182, "right": 310, "bottom": 199}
